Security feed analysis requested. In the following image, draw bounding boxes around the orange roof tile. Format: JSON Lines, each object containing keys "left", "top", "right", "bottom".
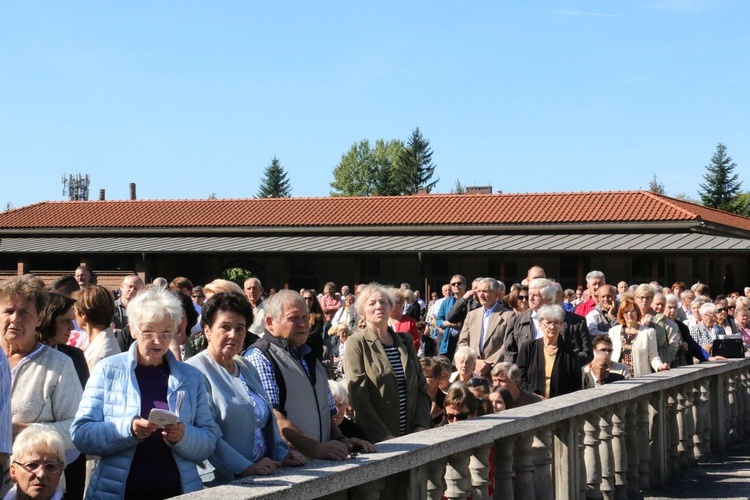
{"left": 1, "top": 191, "right": 749, "bottom": 232}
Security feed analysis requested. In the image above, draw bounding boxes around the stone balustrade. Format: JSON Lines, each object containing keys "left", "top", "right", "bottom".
{"left": 178, "top": 357, "right": 750, "bottom": 500}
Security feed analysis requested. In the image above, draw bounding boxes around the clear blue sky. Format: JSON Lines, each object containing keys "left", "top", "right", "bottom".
{"left": 2, "top": 0, "right": 747, "bottom": 208}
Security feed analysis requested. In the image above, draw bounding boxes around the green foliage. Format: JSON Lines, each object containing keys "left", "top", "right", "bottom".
{"left": 450, "top": 179, "right": 466, "bottom": 194}
{"left": 699, "top": 143, "right": 744, "bottom": 213}
{"left": 648, "top": 173, "right": 665, "bottom": 195}
{"left": 330, "top": 139, "right": 405, "bottom": 196}
{"left": 223, "top": 267, "right": 254, "bottom": 286}
{"left": 735, "top": 191, "right": 750, "bottom": 216}
{"left": 257, "top": 156, "right": 292, "bottom": 198}
{"left": 397, "top": 127, "right": 438, "bottom": 194}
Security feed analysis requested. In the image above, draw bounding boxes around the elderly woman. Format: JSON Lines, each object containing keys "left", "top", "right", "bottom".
{"left": 609, "top": 297, "right": 670, "bottom": 377}
{"left": 186, "top": 280, "right": 244, "bottom": 359}
{"left": 71, "top": 288, "right": 220, "bottom": 499}
{"left": 736, "top": 306, "right": 750, "bottom": 349}
{"left": 72, "top": 285, "right": 119, "bottom": 374}
{"left": 388, "top": 289, "right": 420, "bottom": 350}
{"left": 186, "top": 292, "right": 305, "bottom": 484}
{"left": 0, "top": 277, "right": 82, "bottom": 495}
{"left": 689, "top": 303, "right": 726, "bottom": 353}
{"left": 450, "top": 346, "right": 479, "bottom": 383}
{"left": 344, "top": 284, "right": 431, "bottom": 443}
{"left": 327, "top": 380, "right": 368, "bottom": 441}
{"left": 6, "top": 427, "right": 67, "bottom": 500}
{"left": 517, "top": 305, "right": 582, "bottom": 398}
{"left": 633, "top": 284, "right": 679, "bottom": 366}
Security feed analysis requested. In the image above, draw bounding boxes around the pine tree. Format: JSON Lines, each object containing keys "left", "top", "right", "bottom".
{"left": 257, "top": 156, "right": 292, "bottom": 198}
{"left": 698, "top": 143, "right": 743, "bottom": 212}
{"left": 450, "top": 179, "right": 466, "bottom": 194}
{"left": 397, "top": 127, "right": 438, "bottom": 194}
{"left": 648, "top": 173, "right": 665, "bottom": 195}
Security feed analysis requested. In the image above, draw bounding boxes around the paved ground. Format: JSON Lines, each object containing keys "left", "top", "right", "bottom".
{"left": 644, "top": 439, "right": 750, "bottom": 500}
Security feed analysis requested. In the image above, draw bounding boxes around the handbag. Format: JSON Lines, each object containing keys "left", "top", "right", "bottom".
{"left": 712, "top": 338, "right": 745, "bottom": 359}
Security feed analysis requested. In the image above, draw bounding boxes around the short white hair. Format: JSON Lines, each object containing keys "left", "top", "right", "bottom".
{"left": 127, "top": 287, "right": 183, "bottom": 333}
{"left": 328, "top": 379, "right": 349, "bottom": 406}
{"left": 586, "top": 271, "right": 605, "bottom": 285}
{"left": 11, "top": 427, "right": 66, "bottom": 467}
{"left": 699, "top": 303, "right": 716, "bottom": 316}
{"left": 453, "top": 346, "right": 478, "bottom": 364}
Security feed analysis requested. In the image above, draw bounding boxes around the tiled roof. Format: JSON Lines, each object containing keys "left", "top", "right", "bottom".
{"left": 1, "top": 190, "right": 749, "bottom": 232}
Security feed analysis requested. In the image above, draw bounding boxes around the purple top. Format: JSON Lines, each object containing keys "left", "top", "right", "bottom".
{"left": 125, "top": 362, "right": 181, "bottom": 498}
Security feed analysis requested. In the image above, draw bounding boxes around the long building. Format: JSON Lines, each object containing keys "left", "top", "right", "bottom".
{"left": 0, "top": 190, "right": 749, "bottom": 293}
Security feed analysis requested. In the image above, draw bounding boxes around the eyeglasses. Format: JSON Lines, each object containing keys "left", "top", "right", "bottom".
{"left": 468, "top": 377, "right": 490, "bottom": 388}
{"left": 451, "top": 282, "right": 464, "bottom": 287}
{"left": 716, "top": 308, "right": 726, "bottom": 313}
{"left": 541, "top": 320, "right": 563, "bottom": 328}
{"left": 139, "top": 332, "right": 173, "bottom": 342}
{"left": 13, "top": 461, "right": 63, "bottom": 475}
{"left": 517, "top": 295, "right": 528, "bottom": 301}
{"left": 446, "top": 411, "right": 471, "bottom": 422}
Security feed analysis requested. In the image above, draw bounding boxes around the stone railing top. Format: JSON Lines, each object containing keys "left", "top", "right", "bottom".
{"left": 176, "top": 357, "right": 750, "bottom": 500}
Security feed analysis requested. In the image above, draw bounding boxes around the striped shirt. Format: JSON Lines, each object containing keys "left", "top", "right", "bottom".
{"left": 382, "top": 344, "right": 408, "bottom": 436}
{"left": 0, "top": 349, "right": 11, "bottom": 454}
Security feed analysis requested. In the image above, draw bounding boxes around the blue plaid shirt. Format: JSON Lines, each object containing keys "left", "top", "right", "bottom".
{"left": 245, "top": 343, "right": 336, "bottom": 415}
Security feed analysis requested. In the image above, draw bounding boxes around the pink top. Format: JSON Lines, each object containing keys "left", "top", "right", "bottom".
{"left": 320, "top": 294, "right": 342, "bottom": 322}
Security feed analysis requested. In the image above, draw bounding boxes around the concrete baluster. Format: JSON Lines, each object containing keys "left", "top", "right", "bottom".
{"left": 425, "top": 458, "right": 447, "bottom": 500}
{"left": 736, "top": 372, "right": 746, "bottom": 440}
{"left": 351, "top": 479, "right": 385, "bottom": 500}
{"left": 493, "top": 437, "right": 515, "bottom": 500}
{"left": 469, "top": 445, "right": 492, "bottom": 500}
{"left": 743, "top": 369, "right": 750, "bottom": 434}
{"left": 682, "top": 383, "right": 697, "bottom": 466}
{"left": 692, "top": 381, "right": 705, "bottom": 461}
{"left": 625, "top": 404, "right": 640, "bottom": 499}
{"left": 700, "top": 379, "right": 713, "bottom": 458}
{"left": 584, "top": 415, "right": 602, "bottom": 499}
{"left": 610, "top": 404, "right": 628, "bottom": 500}
{"left": 637, "top": 399, "right": 651, "bottom": 490}
{"left": 597, "top": 412, "right": 615, "bottom": 500}
{"left": 513, "top": 433, "right": 535, "bottom": 500}
{"left": 672, "top": 388, "right": 686, "bottom": 470}
{"left": 728, "top": 373, "right": 739, "bottom": 442}
{"left": 444, "top": 449, "right": 472, "bottom": 499}
{"left": 532, "top": 429, "right": 553, "bottom": 500}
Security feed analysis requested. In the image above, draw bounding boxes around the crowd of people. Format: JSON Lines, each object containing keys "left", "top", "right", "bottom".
{"left": 0, "top": 264, "right": 748, "bottom": 499}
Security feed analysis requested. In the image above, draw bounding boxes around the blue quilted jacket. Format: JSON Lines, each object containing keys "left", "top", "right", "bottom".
{"left": 70, "top": 343, "right": 221, "bottom": 499}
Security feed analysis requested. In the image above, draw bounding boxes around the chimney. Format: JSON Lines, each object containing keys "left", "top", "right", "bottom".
{"left": 129, "top": 183, "right": 136, "bottom": 200}
{"left": 98, "top": 189, "right": 106, "bottom": 201}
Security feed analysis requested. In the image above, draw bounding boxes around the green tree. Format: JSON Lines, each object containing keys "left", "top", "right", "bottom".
{"left": 330, "top": 139, "right": 405, "bottom": 196}
{"left": 257, "top": 156, "right": 292, "bottom": 198}
{"left": 223, "top": 267, "right": 254, "bottom": 286}
{"left": 450, "top": 179, "right": 466, "bottom": 194}
{"left": 698, "top": 143, "right": 744, "bottom": 212}
{"left": 648, "top": 173, "right": 665, "bottom": 195}
{"left": 397, "top": 127, "right": 438, "bottom": 194}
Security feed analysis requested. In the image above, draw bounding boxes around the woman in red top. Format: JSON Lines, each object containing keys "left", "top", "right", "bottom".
{"left": 388, "top": 288, "right": 420, "bottom": 350}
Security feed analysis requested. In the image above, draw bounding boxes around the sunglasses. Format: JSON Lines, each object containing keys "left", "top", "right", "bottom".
{"left": 716, "top": 308, "right": 726, "bottom": 313}
{"left": 446, "top": 411, "right": 472, "bottom": 422}
{"left": 451, "top": 282, "right": 464, "bottom": 287}
{"left": 517, "top": 295, "right": 529, "bottom": 300}
{"left": 468, "top": 377, "right": 490, "bottom": 388}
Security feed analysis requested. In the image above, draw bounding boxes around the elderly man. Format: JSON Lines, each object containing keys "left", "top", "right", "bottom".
{"left": 690, "top": 303, "right": 725, "bottom": 353}
{"left": 244, "top": 277, "right": 266, "bottom": 337}
{"left": 575, "top": 270, "right": 606, "bottom": 317}
{"left": 490, "top": 362, "right": 542, "bottom": 407}
{"left": 503, "top": 278, "right": 592, "bottom": 364}
{"left": 245, "top": 291, "right": 373, "bottom": 460}
{"left": 586, "top": 284, "right": 617, "bottom": 337}
{"left": 523, "top": 266, "right": 546, "bottom": 286}
{"left": 74, "top": 266, "right": 92, "bottom": 287}
{"left": 437, "top": 275, "right": 467, "bottom": 360}
{"left": 112, "top": 274, "right": 143, "bottom": 331}
{"left": 679, "top": 289, "right": 695, "bottom": 321}
{"left": 457, "top": 278, "right": 514, "bottom": 375}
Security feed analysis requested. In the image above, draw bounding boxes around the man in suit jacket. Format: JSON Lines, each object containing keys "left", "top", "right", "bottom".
{"left": 503, "top": 278, "right": 592, "bottom": 364}
{"left": 583, "top": 358, "right": 626, "bottom": 388}
{"left": 457, "top": 278, "right": 513, "bottom": 375}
